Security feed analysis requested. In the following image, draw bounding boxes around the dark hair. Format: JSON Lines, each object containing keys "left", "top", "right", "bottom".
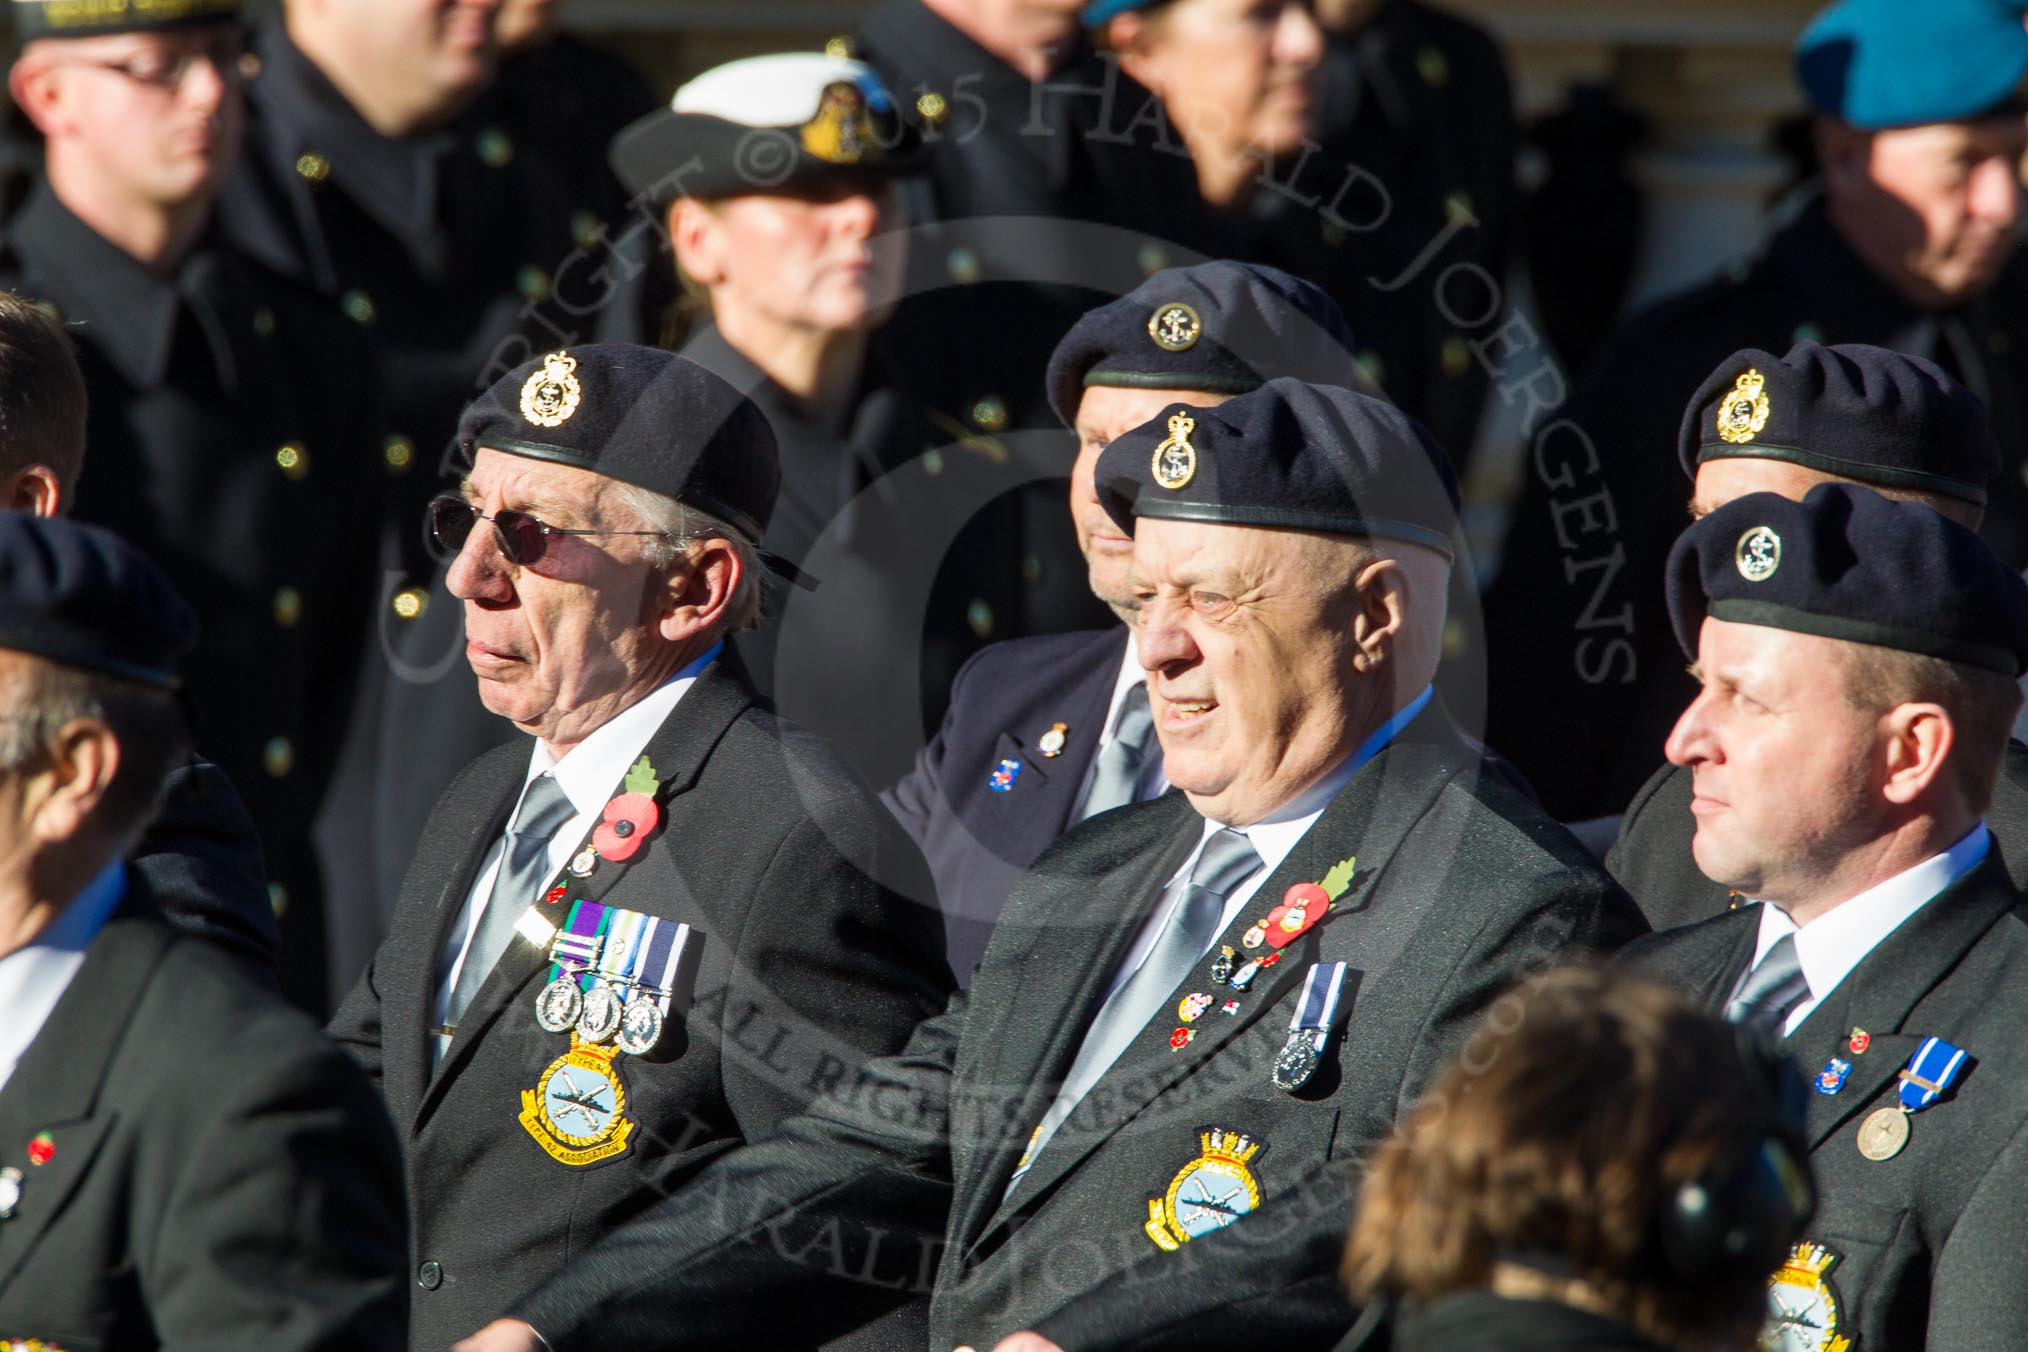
{"left": 1344, "top": 966, "right": 1806, "bottom": 1348}
{"left": 0, "top": 291, "right": 87, "bottom": 499}
{"left": 0, "top": 657, "right": 191, "bottom": 838}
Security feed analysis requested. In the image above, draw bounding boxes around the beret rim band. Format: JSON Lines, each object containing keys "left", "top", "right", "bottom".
{"left": 2, "top": 631, "right": 181, "bottom": 689}
{"left": 1079, "top": 367, "right": 1264, "bottom": 395}
{"left": 1693, "top": 439, "right": 1989, "bottom": 506}
{"left": 478, "top": 435, "right": 768, "bottom": 545}
{"left": 1132, "top": 499, "right": 1456, "bottom": 560}
{"left": 1707, "top": 597, "right": 2021, "bottom": 676}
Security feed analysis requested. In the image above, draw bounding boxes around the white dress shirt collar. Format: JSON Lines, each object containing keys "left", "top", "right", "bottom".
{"left": 527, "top": 642, "right": 721, "bottom": 818}
{"left": 1750, "top": 821, "right": 1990, "bottom": 1037}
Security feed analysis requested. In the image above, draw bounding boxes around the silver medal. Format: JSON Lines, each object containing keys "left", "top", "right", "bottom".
{"left": 534, "top": 977, "right": 584, "bottom": 1033}
{"left": 1271, "top": 1031, "right": 1321, "bottom": 1092}
{"left": 577, "top": 983, "right": 623, "bottom": 1043}
{"left": 616, "top": 995, "right": 665, "bottom": 1056}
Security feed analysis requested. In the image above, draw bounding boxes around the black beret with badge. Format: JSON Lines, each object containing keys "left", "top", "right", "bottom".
{"left": 13, "top": 0, "right": 238, "bottom": 39}
{"left": 455, "top": 343, "right": 781, "bottom": 546}
{"left": 1679, "top": 341, "right": 1999, "bottom": 507}
{"left": 1094, "top": 376, "right": 1460, "bottom": 558}
{"left": 1666, "top": 483, "right": 2028, "bottom": 675}
{"left": 0, "top": 513, "right": 196, "bottom": 689}
{"left": 1046, "top": 260, "right": 1358, "bottom": 428}
{"left": 610, "top": 51, "right": 926, "bottom": 208}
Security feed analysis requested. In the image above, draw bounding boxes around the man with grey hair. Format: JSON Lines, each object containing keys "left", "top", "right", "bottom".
{"left": 327, "top": 343, "right": 952, "bottom": 1349}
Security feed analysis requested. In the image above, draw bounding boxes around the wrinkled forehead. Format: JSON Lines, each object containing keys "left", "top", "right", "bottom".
{"left": 464, "top": 446, "right": 619, "bottom": 520}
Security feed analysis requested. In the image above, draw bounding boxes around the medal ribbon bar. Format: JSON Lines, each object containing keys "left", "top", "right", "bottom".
{"left": 1896, "top": 1036, "right": 1967, "bottom": 1113}
{"left": 1287, "top": 961, "right": 1347, "bottom": 1053}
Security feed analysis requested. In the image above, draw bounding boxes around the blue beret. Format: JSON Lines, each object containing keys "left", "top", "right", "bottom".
{"left": 456, "top": 345, "right": 780, "bottom": 545}
{"left": 1046, "top": 261, "right": 1357, "bottom": 429}
{"left": 1095, "top": 377, "right": 1460, "bottom": 557}
{"left": 0, "top": 515, "right": 196, "bottom": 689}
{"left": 1678, "top": 341, "right": 1997, "bottom": 506}
{"left": 612, "top": 53, "right": 924, "bottom": 207}
{"left": 1083, "top": 0, "right": 1164, "bottom": 23}
{"left": 1667, "top": 484, "right": 2028, "bottom": 675}
{"left": 1797, "top": 0, "right": 2028, "bottom": 129}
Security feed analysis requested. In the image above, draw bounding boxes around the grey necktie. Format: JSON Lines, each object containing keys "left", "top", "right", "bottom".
{"left": 1009, "top": 827, "right": 1263, "bottom": 1190}
{"left": 1079, "top": 683, "right": 1155, "bottom": 821}
{"left": 1723, "top": 932, "right": 1810, "bottom": 1033}
{"left": 445, "top": 773, "right": 576, "bottom": 1032}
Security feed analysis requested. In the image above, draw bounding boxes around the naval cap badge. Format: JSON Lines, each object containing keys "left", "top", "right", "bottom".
{"left": 521, "top": 351, "right": 583, "bottom": 428}
{"left": 1716, "top": 367, "right": 1771, "bottom": 445}
{"left": 1147, "top": 301, "right": 1201, "bottom": 352}
{"left": 1736, "top": 525, "right": 1781, "bottom": 583}
{"left": 1151, "top": 412, "right": 1198, "bottom": 491}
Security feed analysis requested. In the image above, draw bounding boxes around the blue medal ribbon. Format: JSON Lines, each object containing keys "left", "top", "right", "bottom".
{"left": 1287, "top": 961, "right": 1348, "bottom": 1052}
{"left": 1896, "top": 1036, "right": 1968, "bottom": 1113}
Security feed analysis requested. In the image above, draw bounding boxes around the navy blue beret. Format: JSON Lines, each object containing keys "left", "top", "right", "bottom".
{"left": 1666, "top": 484, "right": 2028, "bottom": 675}
{"left": 611, "top": 53, "right": 924, "bottom": 207}
{"left": 0, "top": 515, "right": 196, "bottom": 688}
{"left": 1095, "top": 377, "right": 1460, "bottom": 557}
{"left": 456, "top": 344, "right": 780, "bottom": 545}
{"left": 1678, "top": 342, "right": 1997, "bottom": 506}
{"left": 1082, "top": 0, "right": 1159, "bottom": 23}
{"left": 12, "top": 0, "right": 237, "bottom": 39}
{"left": 1047, "top": 261, "right": 1356, "bottom": 428}
{"left": 1797, "top": 0, "right": 2028, "bottom": 129}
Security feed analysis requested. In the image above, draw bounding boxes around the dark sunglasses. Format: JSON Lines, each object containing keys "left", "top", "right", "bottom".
{"left": 429, "top": 495, "right": 669, "bottom": 567}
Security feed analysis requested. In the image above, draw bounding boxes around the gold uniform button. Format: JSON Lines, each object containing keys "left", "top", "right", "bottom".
{"left": 966, "top": 599, "right": 995, "bottom": 639}
{"left": 392, "top": 587, "right": 428, "bottom": 620}
{"left": 570, "top": 209, "right": 604, "bottom": 249}
{"left": 476, "top": 128, "right": 514, "bottom": 168}
{"left": 295, "top": 152, "right": 330, "bottom": 183}
{"left": 273, "top": 587, "right": 302, "bottom": 628}
{"left": 946, "top": 247, "right": 981, "bottom": 284}
{"left": 238, "top": 51, "right": 262, "bottom": 81}
{"left": 1440, "top": 334, "right": 1471, "bottom": 378}
{"left": 275, "top": 442, "right": 309, "bottom": 479}
{"left": 1137, "top": 243, "right": 1169, "bottom": 277}
{"left": 516, "top": 264, "right": 552, "bottom": 302}
{"left": 383, "top": 435, "right": 415, "bottom": 473}
{"left": 824, "top": 35, "right": 853, "bottom": 58}
{"left": 263, "top": 736, "right": 295, "bottom": 778}
{"left": 921, "top": 448, "right": 944, "bottom": 475}
{"left": 1417, "top": 46, "right": 1449, "bottom": 87}
{"left": 969, "top": 395, "right": 1008, "bottom": 433}
{"left": 341, "top": 290, "right": 376, "bottom": 325}
{"left": 916, "top": 91, "right": 949, "bottom": 125}
{"left": 251, "top": 305, "right": 276, "bottom": 338}
{"left": 1444, "top": 190, "right": 1473, "bottom": 223}
{"left": 1355, "top": 349, "right": 1387, "bottom": 387}
{"left": 268, "top": 882, "right": 288, "bottom": 916}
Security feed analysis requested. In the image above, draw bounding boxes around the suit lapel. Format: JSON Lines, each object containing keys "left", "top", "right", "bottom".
{"left": 949, "top": 793, "right": 1202, "bottom": 1257}
{"left": 999, "top": 630, "right": 1128, "bottom": 843}
{"left": 970, "top": 705, "right": 1474, "bottom": 1249}
{"left": 1786, "top": 855, "right": 2015, "bottom": 1150}
{"left": 417, "top": 661, "right": 756, "bottom": 1119}
{"left": 0, "top": 904, "right": 171, "bottom": 1290}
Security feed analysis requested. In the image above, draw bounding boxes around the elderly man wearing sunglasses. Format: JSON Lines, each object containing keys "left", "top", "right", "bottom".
{"left": 327, "top": 342, "right": 953, "bottom": 1352}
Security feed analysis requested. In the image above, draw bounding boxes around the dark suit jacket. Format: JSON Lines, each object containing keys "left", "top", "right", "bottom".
{"left": 1608, "top": 742, "right": 2028, "bottom": 932}
{"left": 510, "top": 701, "right": 1645, "bottom": 1351}
{"left": 327, "top": 658, "right": 953, "bottom": 1349}
{"left": 0, "top": 880, "right": 407, "bottom": 1349}
{"left": 1623, "top": 854, "right": 2028, "bottom": 1352}
{"left": 884, "top": 626, "right": 1128, "bottom": 981}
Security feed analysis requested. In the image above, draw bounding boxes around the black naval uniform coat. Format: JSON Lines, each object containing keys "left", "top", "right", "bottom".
{"left": 1335, "top": 1292, "right": 1668, "bottom": 1352}
{"left": 855, "top": 0, "right": 1220, "bottom": 641}
{"left": 1623, "top": 853, "right": 2028, "bottom": 1352}
{"left": 1482, "top": 189, "right": 2028, "bottom": 820}
{"left": 884, "top": 625, "right": 1128, "bottom": 980}
{"left": 507, "top": 699, "right": 1645, "bottom": 1351}
{"left": 0, "top": 878, "right": 408, "bottom": 1349}
{"left": 1, "top": 183, "right": 380, "bottom": 1008}
{"left": 327, "top": 656, "right": 953, "bottom": 1350}
{"left": 1609, "top": 743, "right": 2028, "bottom": 932}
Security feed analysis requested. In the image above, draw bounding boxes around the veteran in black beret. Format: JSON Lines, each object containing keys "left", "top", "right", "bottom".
{"left": 1598, "top": 342, "right": 2028, "bottom": 930}
{"left": 1483, "top": 0, "right": 2028, "bottom": 823}
{"left": 461, "top": 377, "right": 1641, "bottom": 1352}
{"left": 885, "top": 259, "right": 1361, "bottom": 983}
{"left": 1624, "top": 482, "right": 2028, "bottom": 1352}
{"left": 327, "top": 343, "right": 951, "bottom": 1351}
{"left": 0, "top": 514, "right": 408, "bottom": 1348}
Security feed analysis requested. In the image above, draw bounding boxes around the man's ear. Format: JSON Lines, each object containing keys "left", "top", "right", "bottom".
{"left": 3, "top": 464, "right": 63, "bottom": 517}
{"left": 1878, "top": 701, "right": 1955, "bottom": 808}
{"left": 1814, "top": 116, "right": 1872, "bottom": 198}
{"left": 652, "top": 537, "right": 742, "bottom": 644}
{"left": 1107, "top": 13, "right": 1157, "bottom": 87}
{"left": 9, "top": 53, "right": 73, "bottom": 141}
{"left": 1348, "top": 556, "right": 1408, "bottom": 676}
{"left": 26, "top": 719, "right": 120, "bottom": 847}
{"left": 669, "top": 199, "right": 726, "bottom": 287}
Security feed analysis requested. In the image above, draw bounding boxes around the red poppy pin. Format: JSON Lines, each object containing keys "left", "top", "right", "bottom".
{"left": 592, "top": 756, "right": 662, "bottom": 862}
{"left": 1261, "top": 856, "right": 1358, "bottom": 949}
{"left": 27, "top": 1131, "right": 54, "bottom": 1166}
